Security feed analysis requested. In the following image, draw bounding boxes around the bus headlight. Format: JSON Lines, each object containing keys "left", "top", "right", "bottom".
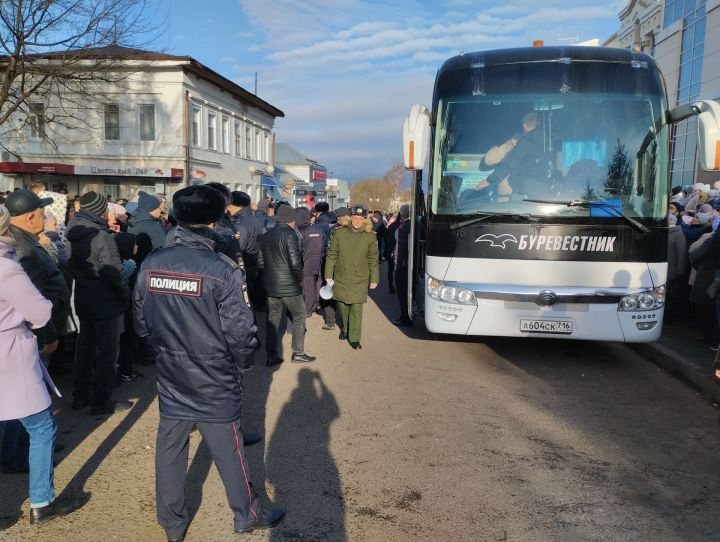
{"left": 618, "top": 286, "right": 665, "bottom": 312}
{"left": 427, "top": 276, "right": 477, "bottom": 306}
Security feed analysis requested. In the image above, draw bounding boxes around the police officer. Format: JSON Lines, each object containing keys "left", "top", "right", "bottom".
{"left": 133, "top": 185, "right": 284, "bottom": 541}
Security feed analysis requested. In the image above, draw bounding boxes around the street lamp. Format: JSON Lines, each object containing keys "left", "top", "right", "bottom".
{"left": 249, "top": 165, "right": 274, "bottom": 176}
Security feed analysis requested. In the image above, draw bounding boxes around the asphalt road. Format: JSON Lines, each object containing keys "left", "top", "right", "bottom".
{"left": 2, "top": 274, "right": 720, "bottom": 541}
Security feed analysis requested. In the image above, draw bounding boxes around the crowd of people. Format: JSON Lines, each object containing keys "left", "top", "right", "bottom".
{"left": 666, "top": 182, "right": 720, "bottom": 356}
{"left": 0, "top": 180, "right": 412, "bottom": 539}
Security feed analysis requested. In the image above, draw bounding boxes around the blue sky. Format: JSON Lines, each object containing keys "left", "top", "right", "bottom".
{"left": 158, "top": 0, "right": 628, "bottom": 181}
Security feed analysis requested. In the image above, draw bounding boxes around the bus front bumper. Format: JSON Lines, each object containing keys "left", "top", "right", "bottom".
{"left": 424, "top": 295, "right": 663, "bottom": 343}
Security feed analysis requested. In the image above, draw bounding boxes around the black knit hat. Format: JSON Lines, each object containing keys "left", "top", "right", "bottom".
{"left": 137, "top": 191, "right": 160, "bottom": 213}
{"left": 231, "top": 191, "right": 251, "bottom": 207}
{"left": 276, "top": 204, "right": 296, "bottom": 224}
{"left": 172, "top": 185, "right": 226, "bottom": 226}
{"left": 79, "top": 191, "right": 108, "bottom": 215}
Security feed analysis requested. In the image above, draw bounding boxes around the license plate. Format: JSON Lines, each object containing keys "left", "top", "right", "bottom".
{"left": 520, "top": 319, "right": 573, "bottom": 334}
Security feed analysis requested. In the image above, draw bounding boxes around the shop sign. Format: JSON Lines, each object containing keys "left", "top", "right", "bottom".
{"left": 75, "top": 165, "right": 179, "bottom": 177}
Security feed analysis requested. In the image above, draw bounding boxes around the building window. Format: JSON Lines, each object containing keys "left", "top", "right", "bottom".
{"left": 221, "top": 117, "right": 229, "bottom": 153}
{"left": 191, "top": 106, "right": 201, "bottom": 146}
{"left": 104, "top": 103, "right": 120, "bottom": 141}
{"left": 234, "top": 122, "right": 242, "bottom": 155}
{"left": 104, "top": 181, "right": 119, "bottom": 201}
{"left": 264, "top": 133, "right": 270, "bottom": 163}
{"left": 245, "top": 124, "right": 252, "bottom": 159}
{"left": 669, "top": 0, "right": 706, "bottom": 186}
{"left": 208, "top": 112, "right": 216, "bottom": 150}
{"left": 139, "top": 183, "right": 157, "bottom": 195}
{"left": 29, "top": 102, "right": 45, "bottom": 138}
{"left": 255, "top": 130, "right": 262, "bottom": 161}
{"left": 139, "top": 104, "right": 155, "bottom": 141}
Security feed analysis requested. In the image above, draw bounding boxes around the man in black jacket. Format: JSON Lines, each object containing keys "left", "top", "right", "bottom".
{"left": 66, "top": 191, "right": 132, "bottom": 415}
{"left": 134, "top": 185, "right": 284, "bottom": 541}
{"left": 228, "top": 191, "right": 264, "bottom": 306}
{"left": 204, "top": 182, "right": 249, "bottom": 267}
{"left": 258, "top": 205, "right": 316, "bottom": 365}
{"left": 6, "top": 190, "right": 70, "bottom": 358}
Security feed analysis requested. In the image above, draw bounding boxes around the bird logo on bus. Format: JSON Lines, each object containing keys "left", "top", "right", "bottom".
{"left": 474, "top": 233, "right": 519, "bottom": 249}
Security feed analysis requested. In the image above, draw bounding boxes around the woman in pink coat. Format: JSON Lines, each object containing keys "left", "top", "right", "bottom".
{"left": 0, "top": 204, "right": 71, "bottom": 524}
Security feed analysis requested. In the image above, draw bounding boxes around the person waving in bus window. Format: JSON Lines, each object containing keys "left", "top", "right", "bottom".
{"left": 477, "top": 111, "right": 547, "bottom": 199}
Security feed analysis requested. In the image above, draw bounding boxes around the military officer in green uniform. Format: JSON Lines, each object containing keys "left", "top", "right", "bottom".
{"left": 324, "top": 204, "right": 379, "bottom": 349}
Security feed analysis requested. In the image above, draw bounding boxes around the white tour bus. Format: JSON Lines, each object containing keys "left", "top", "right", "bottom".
{"left": 402, "top": 45, "right": 720, "bottom": 342}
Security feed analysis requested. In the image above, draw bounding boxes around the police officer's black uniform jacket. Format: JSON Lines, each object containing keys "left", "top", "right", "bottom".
{"left": 133, "top": 226, "right": 258, "bottom": 423}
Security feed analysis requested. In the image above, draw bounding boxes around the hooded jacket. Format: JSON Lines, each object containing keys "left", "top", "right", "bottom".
{"left": 133, "top": 226, "right": 258, "bottom": 422}
{"left": 324, "top": 219, "right": 379, "bottom": 304}
{"left": 66, "top": 210, "right": 129, "bottom": 319}
{"left": 258, "top": 223, "right": 304, "bottom": 297}
{"left": 314, "top": 211, "right": 336, "bottom": 249}
{"left": 9, "top": 224, "right": 70, "bottom": 345}
{"left": 128, "top": 193, "right": 166, "bottom": 250}
{"left": 667, "top": 225, "right": 687, "bottom": 281}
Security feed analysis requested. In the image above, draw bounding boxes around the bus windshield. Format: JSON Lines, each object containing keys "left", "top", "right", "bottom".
{"left": 432, "top": 93, "right": 669, "bottom": 220}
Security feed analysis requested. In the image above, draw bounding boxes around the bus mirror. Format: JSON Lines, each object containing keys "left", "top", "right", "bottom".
{"left": 695, "top": 100, "right": 720, "bottom": 171}
{"left": 403, "top": 104, "right": 430, "bottom": 170}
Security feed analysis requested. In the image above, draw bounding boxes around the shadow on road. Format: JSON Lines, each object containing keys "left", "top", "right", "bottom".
{"left": 265, "top": 368, "right": 345, "bottom": 541}
{"left": 0, "top": 369, "right": 157, "bottom": 524}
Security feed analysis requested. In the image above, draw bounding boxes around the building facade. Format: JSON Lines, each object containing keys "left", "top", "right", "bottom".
{"left": 0, "top": 46, "right": 284, "bottom": 203}
{"left": 608, "top": 0, "right": 720, "bottom": 186}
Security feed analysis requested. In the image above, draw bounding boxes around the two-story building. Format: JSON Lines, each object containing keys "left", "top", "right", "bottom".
{"left": 0, "top": 46, "right": 284, "bottom": 203}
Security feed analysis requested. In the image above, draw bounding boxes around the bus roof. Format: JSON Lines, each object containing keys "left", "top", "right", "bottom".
{"left": 439, "top": 46, "right": 657, "bottom": 74}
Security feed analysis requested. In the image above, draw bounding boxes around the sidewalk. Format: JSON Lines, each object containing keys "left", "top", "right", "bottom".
{"left": 629, "top": 322, "right": 720, "bottom": 401}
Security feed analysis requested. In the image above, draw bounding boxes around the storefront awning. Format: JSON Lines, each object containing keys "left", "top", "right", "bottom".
{"left": 261, "top": 175, "right": 283, "bottom": 188}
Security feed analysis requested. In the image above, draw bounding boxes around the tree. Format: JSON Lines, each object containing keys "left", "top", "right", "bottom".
{"left": 350, "top": 178, "right": 394, "bottom": 211}
{"left": 603, "top": 139, "right": 634, "bottom": 197}
{"left": 383, "top": 162, "right": 410, "bottom": 203}
{"left": 0, "top": 0, "right": 160, "bottom": 153}
{"left": 580, "top": 181, "right": 598, "bottom": 202}
{"left": 350, "top": 164, "right": 411, "bottom": 211}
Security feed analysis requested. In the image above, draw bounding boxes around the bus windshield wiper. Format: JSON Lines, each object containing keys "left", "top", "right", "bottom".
{"left": 449, "top": 213, "right": 538, "bottom": 231}
{"left": 521, "top": 199, "right": 650, "bottom": 234}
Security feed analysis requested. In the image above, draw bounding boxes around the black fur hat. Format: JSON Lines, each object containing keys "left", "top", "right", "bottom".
{"left": 172, "top": 185, "right": 226, "bottom": 226}
{"left": 231, "top": 190, "right": 252, "bottom": 207}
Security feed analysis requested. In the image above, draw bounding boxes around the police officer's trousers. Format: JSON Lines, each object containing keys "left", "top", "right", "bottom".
{"left": 155, "top": 417, "right": 261, "bottom": 537}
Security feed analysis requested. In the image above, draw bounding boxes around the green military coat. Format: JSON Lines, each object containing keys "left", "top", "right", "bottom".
{"left": 324, "top": 223, "right": 380, "bottom": 304}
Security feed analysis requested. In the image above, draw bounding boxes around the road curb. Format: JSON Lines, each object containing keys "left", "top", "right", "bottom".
{"left": 628, "top": 342, "right": 719, "bottom": 401}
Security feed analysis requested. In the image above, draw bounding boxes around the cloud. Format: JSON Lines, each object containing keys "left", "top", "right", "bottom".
{"left": 234, "top": 0, "right": 624, "bottom": 180}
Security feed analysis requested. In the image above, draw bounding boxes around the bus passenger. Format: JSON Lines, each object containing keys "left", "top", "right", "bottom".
{"left": 476, "top": 112, "right": 547, "bottom": 198}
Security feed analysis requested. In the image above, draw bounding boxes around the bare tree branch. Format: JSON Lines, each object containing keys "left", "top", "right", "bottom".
{"left": 0, "top": 0, "right": 165, "bottom": 156}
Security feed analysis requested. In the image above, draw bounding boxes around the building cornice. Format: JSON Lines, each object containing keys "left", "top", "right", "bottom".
{"left": 619, "top": 0, "right": 652, "bottom": 19}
